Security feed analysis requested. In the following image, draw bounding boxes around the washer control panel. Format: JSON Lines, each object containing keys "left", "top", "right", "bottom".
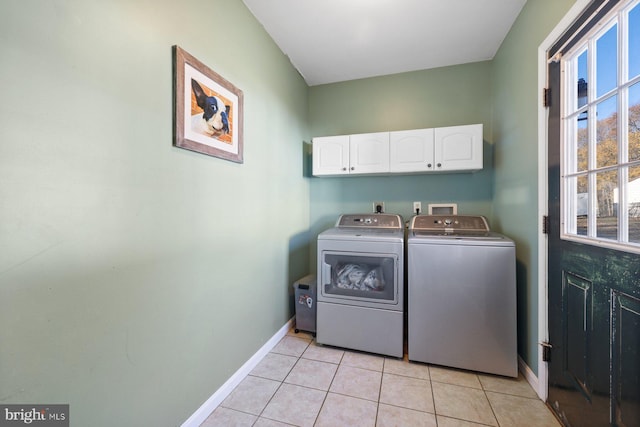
{"left": 337, "top": 214, "right": 403, "bottom": 229}
{"left": 410, "top": 215, "right": 489, "bottom": 233}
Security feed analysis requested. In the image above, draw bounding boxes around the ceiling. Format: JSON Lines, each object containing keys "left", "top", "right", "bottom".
{"left": 242, "top": 0, "right": 528, "bottom": 86}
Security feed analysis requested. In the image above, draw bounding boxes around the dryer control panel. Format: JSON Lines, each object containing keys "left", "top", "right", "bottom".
{"left": 410, "top": 215, "right": 489, "bottom": 233}
{"left": 337, "top": 214, "right": 403, "bottom": 229}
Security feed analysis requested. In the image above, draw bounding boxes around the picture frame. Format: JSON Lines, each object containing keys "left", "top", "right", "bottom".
{"left": 173, "top": 45, "right": 244, "bottom": 163}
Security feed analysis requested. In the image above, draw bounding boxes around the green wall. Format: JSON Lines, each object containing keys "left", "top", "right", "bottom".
{"left": 491, "top": 0, "right": 575, "bottom": 374}
{"left": 308, "top": 62, "right": 495, "bottom": 244}
{"left": 0, "top": 1, "right": 310, "bottom": 426}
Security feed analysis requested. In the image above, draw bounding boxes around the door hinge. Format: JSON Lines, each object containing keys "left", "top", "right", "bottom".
{"left": 543, "top": 88, "right": 551, "bottom": 107}
{"left": 541, "top": 342, "right": 553, "bottom": 362}
{"left": 543, "top": 215, "right": 550, "bottom": 234}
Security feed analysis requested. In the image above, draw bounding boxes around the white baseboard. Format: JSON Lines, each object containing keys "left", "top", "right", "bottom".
{"left": 181, "top": 317, "right": 295, "bottom": 427}
{"left": 518, "top": 355, "right": 543, "bottom": 399}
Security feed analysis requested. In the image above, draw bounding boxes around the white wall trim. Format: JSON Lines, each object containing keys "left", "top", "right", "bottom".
{"left": 180, "top": 317, "right": 295, "bottom": 427}
{"left": 519, "top": 355, "right": 540, "bottom": 396}
{"left": 537, "top": 0, "right": 592, "bottom": 402}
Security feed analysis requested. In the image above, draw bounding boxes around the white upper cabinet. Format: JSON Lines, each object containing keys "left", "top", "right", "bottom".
{"left": 349, "top": 132, "right": 389, "bottom": 174}
{"left": 389, "top": 128, "right": 435, "bottom": 173}
{"left": 312, "top": 135, "right": 350, "bottom": 175}
{"left": 434, "top": 124, "right": 483, "bottom": 172}
{"left": 312, "top": 132, "right": 389, "bottom": 176}
{"left": 313, "top": 124, "right": 482, "bottom": 176}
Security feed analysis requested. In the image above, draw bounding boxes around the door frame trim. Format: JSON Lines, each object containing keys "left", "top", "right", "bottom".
{"left": 536, "top": 0, "right": 592, "bottom": 402}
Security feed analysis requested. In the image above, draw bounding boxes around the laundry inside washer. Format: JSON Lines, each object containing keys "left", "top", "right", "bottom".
{"left": 316, "top": 214, "right": 404, "bottom": 358}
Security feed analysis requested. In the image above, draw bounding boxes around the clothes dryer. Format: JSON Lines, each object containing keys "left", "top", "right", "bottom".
{"left": 407, "top": 215, "right": 517, "bottom": 377}
{"left": 316, "top": 214, "right": 404, "bottom": 358}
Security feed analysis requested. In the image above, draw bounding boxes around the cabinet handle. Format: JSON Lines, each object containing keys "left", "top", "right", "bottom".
{"left": 437, "top": 163, "right": 442, "bottom": 168}
{"left": 342, "top": 167, "right": 347, "bottom": 171}
{"left": 350, "top": 167, "right": 355, "bottom": 171}
{"left": 427, "top": 163, "right": 432, "bottom": 168}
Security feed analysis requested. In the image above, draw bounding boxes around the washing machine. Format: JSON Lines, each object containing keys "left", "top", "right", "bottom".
{"left": 316, "top": 213, "right": 404, "bottom": 358}
{"left": 407, "top": 214, "right": 517, "bottom": 377}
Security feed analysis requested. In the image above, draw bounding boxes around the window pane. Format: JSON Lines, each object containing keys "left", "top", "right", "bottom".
{"left": 596, "top": 95, "right": 618, "bottom": 168}
{"left": 577, "top": 111, "right": 589, "bottom": 172}
{"left": 630, "top": 83, "right": 640, "bottom": 162}
{"left": 577, "top": 50, "right": 589, "bottom": 108}
{"left": 597, "top": 170, "right": 618, "bottom": 239}
{"left": 596, "top": 24, "right": 617, "bottom": 97}
{"left": 629, "top": 4, "right": 640, "bottom": 80}
{"left": 575, "top": 175, "right": 589, "bottom": 236}
{"left": 629, "top": 165, "right": 640, "bottom": 243}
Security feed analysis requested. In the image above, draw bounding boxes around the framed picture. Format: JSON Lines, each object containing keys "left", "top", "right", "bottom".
{"left": 173, "top": 45, "right": 244, "bottom": 163}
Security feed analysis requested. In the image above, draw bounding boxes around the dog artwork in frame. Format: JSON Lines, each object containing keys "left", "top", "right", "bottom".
{"left": 173, "top": 45, "right": 244, "bottom": 163}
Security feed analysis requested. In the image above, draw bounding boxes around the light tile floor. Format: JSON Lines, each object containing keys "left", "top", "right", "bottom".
{"left": 201, "top": 330, "right": 561, "bottom": 427}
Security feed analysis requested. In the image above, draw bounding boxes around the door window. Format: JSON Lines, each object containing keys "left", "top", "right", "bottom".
{"left": 321, "top": 253, "right": 397, "bottom": 302}
{"left": 562, "top": 0, "right": 640, "bottom": 253}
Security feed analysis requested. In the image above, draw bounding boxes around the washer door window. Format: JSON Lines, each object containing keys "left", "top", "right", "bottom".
{"left": 320, "top": 252, "right": 398, "bottom": 304}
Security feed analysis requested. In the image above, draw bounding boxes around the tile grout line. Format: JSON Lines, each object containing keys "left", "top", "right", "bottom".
{"left": 480, "top": 377, "right": 501, "bottom": 427}
{"left": 376, "top": 357, "right": 387, "bottom": 425}
{"left": 250, "top": 361, "right": 290, "bottom": 426}
{"left": 252, "top": 336, "right": 311, "bottom": 427}
{"left": 428, "top": 364, "right": 438, "bottom": 424}
{"left": 310, "top": 338, "right": 338, "bottom": 427}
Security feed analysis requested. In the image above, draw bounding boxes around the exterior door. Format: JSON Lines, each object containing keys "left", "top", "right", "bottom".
{"left": 546, "top": 1, "right": 640, "bottom": 426}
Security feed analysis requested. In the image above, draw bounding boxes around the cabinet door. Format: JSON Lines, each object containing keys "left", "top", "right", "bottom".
{"left": 349, "top": 132, "right": 390, "bottom": 174}
{"left": 312, "top": 135, "right": 350, "bottom": 176}
{"left": 434, "top": 124, "right": 483, "bottom": 171}
{"left": 389, "top": 128, "right": 435, "bottom": 173}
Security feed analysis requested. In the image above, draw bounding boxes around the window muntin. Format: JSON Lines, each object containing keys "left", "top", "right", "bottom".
{"left": 562, "top": 0, "right": 640, "bottom": 252}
